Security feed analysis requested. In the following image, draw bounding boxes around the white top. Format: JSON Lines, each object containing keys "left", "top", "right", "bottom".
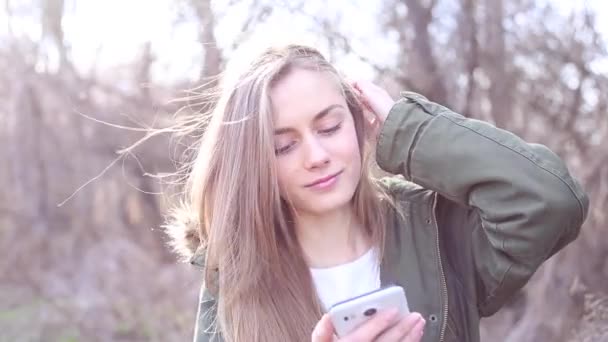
{"left": 310, "top": 248, "right": 381, "bottom": 310}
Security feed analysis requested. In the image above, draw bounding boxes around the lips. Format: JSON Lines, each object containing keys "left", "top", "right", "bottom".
{"left": 305, "top": 171, "right": 343, "bottom": 187}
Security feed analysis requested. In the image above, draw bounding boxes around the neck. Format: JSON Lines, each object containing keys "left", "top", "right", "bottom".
{"left": 294, "top": 204, "right": 370, "bottom": 269}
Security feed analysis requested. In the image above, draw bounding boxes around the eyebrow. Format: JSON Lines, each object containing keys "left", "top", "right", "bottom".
{"left": 274, "top": 104, "right": 344, "bottom": 135}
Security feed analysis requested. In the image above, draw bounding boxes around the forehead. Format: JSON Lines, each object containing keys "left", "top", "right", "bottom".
{"left": 270, "top": 68, "right": 345, "bottom": 125}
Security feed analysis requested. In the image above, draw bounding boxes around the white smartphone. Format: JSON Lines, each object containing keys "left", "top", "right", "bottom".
{"left": 327, "top": 285, "right": 410, "bottom": 337}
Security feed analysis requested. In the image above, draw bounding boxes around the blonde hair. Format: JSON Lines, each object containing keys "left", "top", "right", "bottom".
{"left": 167, "top": 45, "right": 394, "bottom": 341}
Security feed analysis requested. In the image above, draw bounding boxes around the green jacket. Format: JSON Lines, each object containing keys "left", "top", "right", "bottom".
{"left": 190, "top": 92, "right": 589, "bottom": 342}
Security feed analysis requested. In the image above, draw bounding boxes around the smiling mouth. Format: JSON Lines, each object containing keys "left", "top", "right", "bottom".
{"left": 305, "top": 170, "right": 343, "bottom": 188}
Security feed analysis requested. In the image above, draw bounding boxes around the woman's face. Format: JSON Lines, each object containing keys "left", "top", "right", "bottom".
{"left": 270, "top": 68, "right": 362, "bottom": 215}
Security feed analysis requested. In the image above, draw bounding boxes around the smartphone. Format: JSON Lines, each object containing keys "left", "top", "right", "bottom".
{"left": 328, "top": 285, "right": 410, "bottom": 337}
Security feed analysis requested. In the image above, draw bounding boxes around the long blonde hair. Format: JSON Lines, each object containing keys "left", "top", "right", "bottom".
{"left": 167, "top": 45, "right": 393, "bottom": 341}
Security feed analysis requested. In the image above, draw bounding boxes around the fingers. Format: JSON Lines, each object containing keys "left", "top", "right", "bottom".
{"left": 343, "top": 308, "right": 400, "bottom": 341}
{"left": 349, "top": 79, "right": 374, "bottom": 99}
{"left": 348, "top": 79, "right": 361, "bottom": 92}
{"left": 350, "top": 81, "right": 374, "bottom": 113}
{"left": 349, "top": 80, "right": 379, "bottom": 127}
{"left": 311, "top": 314, "right": 336, "bottom": 342}
{"left": 319, "top": 310, "right": 426, "bottom": 342}
{"left": 375, "top": 312, "right": 425, "bottom": 342}
{"left": 347, "top": 79, "right": 394, "bottom": 124}
{"left": 349, "top": 79, "right": 368, "bottom": 93}
{"left": 404, "top": 317, "right": 426, "bottom": 342}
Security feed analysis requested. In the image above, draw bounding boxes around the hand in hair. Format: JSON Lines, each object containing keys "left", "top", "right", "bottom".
{"left": 311, "top": 310, "right": 425, "bottom": 342}
{"left": 351, "top": 80, "right": 395, "bottom": 132}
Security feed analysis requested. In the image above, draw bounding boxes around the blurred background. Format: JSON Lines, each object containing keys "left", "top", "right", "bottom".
{"left": 1, "top": 0, "right": 607, "bottom": 341}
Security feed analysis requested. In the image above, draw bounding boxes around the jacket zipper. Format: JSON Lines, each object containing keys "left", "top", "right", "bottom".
{"left": 432, "top": 194, "right": 448, "bottom": 342}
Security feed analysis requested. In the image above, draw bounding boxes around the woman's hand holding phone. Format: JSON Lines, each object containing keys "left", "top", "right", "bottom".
{"left": 311, "top": 310, "right": 425, "bottom": 342}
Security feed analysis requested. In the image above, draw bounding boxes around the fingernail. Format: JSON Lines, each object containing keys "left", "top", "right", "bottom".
{"left": 418, "top": 320, "right": 426, "bottom": 336}
{"left": 418, "top": 320, "right": 426, "bottom": 331}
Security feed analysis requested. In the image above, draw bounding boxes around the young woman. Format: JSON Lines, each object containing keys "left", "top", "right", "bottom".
{"left": 165, "top": 45, "right": 589, "bottom": 342}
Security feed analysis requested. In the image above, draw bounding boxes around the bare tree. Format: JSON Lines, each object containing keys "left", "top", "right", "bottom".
{"left": 40, "top": 0, "right": 72, "bottom": 72}
{"left": 189, "top": 0, "right": 222, "bottom": 82}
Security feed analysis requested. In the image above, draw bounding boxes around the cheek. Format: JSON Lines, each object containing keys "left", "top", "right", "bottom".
{"left": 276, "top": 158, "right": 296, "bottom": 198}
{"left": 276, "top": 163, "right": 288, "bottom": 195}
{"left": 335, "top": 124, "right": 362, "bottom": 166}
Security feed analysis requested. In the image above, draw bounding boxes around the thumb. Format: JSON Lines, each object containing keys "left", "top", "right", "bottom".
{"left": 311, "top": 314, "right": 336, "bottom": 342}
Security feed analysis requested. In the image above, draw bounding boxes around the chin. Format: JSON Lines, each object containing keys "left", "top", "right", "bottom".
{"left": 301, "top": 186, "right": 357, "bottom": 215}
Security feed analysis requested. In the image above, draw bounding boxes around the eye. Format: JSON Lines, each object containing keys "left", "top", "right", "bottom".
{"left": 275, "top": 142, "right": 295, "bottom": 155}
{"left": 319, "top": 123, "right": 342, "bottom": 135}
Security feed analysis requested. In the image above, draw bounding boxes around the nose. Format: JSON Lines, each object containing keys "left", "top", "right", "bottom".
{"left": 303, "top": 135, "right": 330, "bottom": 170}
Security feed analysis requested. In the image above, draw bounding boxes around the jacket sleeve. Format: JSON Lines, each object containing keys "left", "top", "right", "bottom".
{"left": 376, "top": 92, "right": 590, "bottom": 316}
